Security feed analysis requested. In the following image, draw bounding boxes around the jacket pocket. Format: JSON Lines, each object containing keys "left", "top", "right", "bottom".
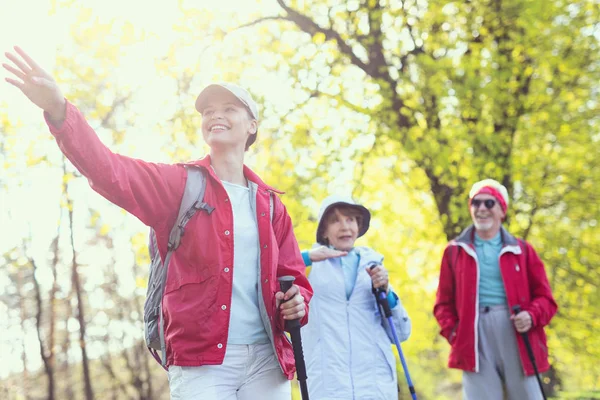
{"left": 162, "top": 271, "right": 220, "bottom": 345}
{"left": 164, "top": 263, "right": 216, "bottom": 294}
{"left": 375, "top": 340, "right": 396, "bottom": 384}
{"left": 448, "top": 322, "right": 459, "bottom": 345}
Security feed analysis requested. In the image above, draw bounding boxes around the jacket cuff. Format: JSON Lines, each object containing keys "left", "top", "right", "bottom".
{"left": 387, "top": 291, "right": 399, "bottom": 309}
{"left": 43, "top": 98, "right": 73, "bottom": 135}
{"left": 301, "top": 250, "right": 312, "bottom": 267}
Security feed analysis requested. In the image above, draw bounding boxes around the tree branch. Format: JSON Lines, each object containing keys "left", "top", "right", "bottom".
{"left": 233, "top": 15, "right": 289, "bottom": 31}
{"left": 275, "top": 0, "right": 369, "bottom": 73}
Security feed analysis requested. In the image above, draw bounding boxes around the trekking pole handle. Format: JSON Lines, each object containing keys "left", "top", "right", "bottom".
{"left": 512, "top": 304, "right": 534, "bottom": 350}
{"left": 369, "top": 264, "right": 393, "bottom": 318}
{"left": 512, "top": 305, "right": 522, "bottom": 315}
{"left": 278, "top": 276, "right": 301, "bottom": 329}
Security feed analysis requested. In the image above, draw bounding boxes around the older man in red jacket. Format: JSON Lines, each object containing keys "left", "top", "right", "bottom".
{"left": 434, "top": 179, "right": 557, "bottom": 400}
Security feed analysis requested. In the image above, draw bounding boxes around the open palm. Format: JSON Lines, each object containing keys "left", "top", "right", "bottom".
{"left": 3, "top": 46, "right": 65, "bottom": 120}
{"left": 309, "top": 246, "right": 348, "bottom": 262}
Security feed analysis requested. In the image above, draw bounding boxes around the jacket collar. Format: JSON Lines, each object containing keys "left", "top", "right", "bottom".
{"left": 455, "top": 225, "right": 519, "bottom": 247}
{"left": 355, "top": 246, "right": 384, "bottom": 268}
{"left": 181, "top": 155, "right": 284, "bottom": 194}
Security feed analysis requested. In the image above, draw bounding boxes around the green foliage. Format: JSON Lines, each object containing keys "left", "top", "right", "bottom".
{"left": 234, "top": 0, "right": 600, "bottom": 396}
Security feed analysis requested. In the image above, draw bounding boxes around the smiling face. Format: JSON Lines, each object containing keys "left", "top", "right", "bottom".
{"left": 470, "top": 193, "right": 505, "bottom": 237}
{"left": 200, "top": 89, "right": 257, "bottom": 152}
{"left": 321, "top": 207, "right": 363, "bottom": 251}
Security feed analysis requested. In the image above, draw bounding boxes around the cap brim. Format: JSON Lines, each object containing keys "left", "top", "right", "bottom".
{"left": 195, "top": 84, "right": 254, "bottom": 118}
{"left": 195, "top": 85, "right": 233, "bottom": 112}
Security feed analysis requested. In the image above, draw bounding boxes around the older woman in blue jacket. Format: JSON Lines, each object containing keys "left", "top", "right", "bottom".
{"left": 300, "top": 195, "right": 412, "bottom": 400}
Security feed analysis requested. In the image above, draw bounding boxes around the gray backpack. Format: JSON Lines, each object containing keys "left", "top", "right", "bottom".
{"left": 144, "top": 166, "right": 214, "bottom": 368}
{"left": 143, "top": 165, "right": 275, "bottom": 368}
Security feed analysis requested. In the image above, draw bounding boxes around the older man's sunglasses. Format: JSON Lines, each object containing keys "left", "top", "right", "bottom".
{"left": 471, "top": 199, "right": 497, "bottom": 209}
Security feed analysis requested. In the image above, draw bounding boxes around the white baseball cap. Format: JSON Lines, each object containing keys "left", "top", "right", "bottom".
{"left": 195, "top": 82, "right": 259, "bottom": 121}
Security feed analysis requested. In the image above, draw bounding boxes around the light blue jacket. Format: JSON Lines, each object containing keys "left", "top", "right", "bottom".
{"left": 302, "top": 246, "right": 411, "bottom": 400}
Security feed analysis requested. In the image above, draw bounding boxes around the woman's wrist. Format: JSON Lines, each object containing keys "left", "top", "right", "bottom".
{"left": 301, "top": 250, "right": 312, "bottom": 267}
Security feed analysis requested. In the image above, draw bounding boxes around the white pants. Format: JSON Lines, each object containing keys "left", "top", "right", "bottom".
{"left": 168, "top": 343, "right": 291, "bottom": 400}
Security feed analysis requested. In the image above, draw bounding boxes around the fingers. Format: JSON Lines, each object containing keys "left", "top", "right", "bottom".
{"left": 280, "top": 294, "right": 306, "bottom": 320}
{"left": 283, "top": 308, "right": 306, "bottom": 320}
{"left": 311, "top": 246, "right": 348, "bottom": 262}
{"left": 283, "top": 284, "right": 299, "bottom": 301}
{"left": 512, "top": 312, "right": 532, "bottom": 332}
{"left": 3, "top": 62, "right": 53, "bottom": 92}
{"left": 275, "top": 284, "right": 301, "bottom": 311}
{"left": 280, "top": 298, "right": 305, "bottom": 311}
{"left": 14, "top": 46, "right": 41, "bottom": 71}
{"left": 367, "top": 265, "right": 387, "bottom": 280}
{"left": 276, "top": 284, "right": 299, "bottom": 302}
{"left": 369, "top": 266, "right": 389, "bottom": 290}
{"left": 515, "top": 323, "right": 531, "bottom": 333}
{"left": 366, "top": 264, "right": 382, "bottom": 275}
{"left": 5, "top": 51, "right": 32, "bottom": 75}
{"left": 2, "top": 63, "right": 27, "bottom": 81}
{"left": 373, "top": 278, "right": 388, "bottom": 289}
{"left": 5, "top": 77, "right": 24, "bottom": 90}
{"left": 329, "top": 248, "right": 347, "bottom": 257}
{"left": 280, "top": 293, "right": 303, "bottom": 309}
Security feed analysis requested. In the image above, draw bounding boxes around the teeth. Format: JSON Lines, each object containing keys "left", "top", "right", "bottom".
{"left": 210, "top": 125, "right": 228, "bottom": 132}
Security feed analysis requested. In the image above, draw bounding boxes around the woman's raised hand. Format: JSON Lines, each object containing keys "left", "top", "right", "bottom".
{"left": 308, "top": 246, "right": 348, "bottom": 262}
{"left": 3, "top": 46, "right": 66, "bottom": 123}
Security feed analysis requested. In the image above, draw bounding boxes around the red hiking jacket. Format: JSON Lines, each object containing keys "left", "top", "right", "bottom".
{"left": 45, "top": 101, "right": 312, "bottom": 379}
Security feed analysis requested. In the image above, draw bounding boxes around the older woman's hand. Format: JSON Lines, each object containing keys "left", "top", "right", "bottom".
{"left": 366, "top": 264, "right": 389, "bottom": 292}
{"left": 308, "top": 246, "right": 347, "bottom": 262}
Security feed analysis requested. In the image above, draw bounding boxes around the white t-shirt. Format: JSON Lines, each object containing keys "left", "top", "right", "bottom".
{"left": 222, "top": 180, "right": 269, "bottom": 344}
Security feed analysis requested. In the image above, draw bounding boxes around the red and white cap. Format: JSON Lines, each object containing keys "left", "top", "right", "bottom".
{"left": 469, "top": 179, "right": 509, "bottom": 213}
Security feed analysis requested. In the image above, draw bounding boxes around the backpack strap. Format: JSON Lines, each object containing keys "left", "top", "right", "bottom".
{"left": 156, "top": 166, "right": 213, "bottom": 367}
{"left": 167, "top": 166, "right": 214, "bottom": 251}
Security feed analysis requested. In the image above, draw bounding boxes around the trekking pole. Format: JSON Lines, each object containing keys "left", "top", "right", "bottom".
{"left": 370, "top": 266, "right": 417, "bottom": 400}
{"left": 278, "top": 276, "right": 309, "bottom": 400}
{"left": 512, "top": 305, "right": 547, "bottom": 400}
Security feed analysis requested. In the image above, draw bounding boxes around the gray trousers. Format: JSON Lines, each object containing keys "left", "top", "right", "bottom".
{"left": 463, "top": 305, "right": 543, "bottom": 400}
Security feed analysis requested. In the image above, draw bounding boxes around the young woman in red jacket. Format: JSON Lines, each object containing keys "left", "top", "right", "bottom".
{"left": 4, "top": 46, "right": 312, "bottom": 400}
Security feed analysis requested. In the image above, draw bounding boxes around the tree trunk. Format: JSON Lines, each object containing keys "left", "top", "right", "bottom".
{"left": 62, "top": 294, "right": 75, "bottom": 400}
{"left": 47, "top": 235, "right": 59, "bottom": 399}
{"left": 63, "top": 160, "right": 94, "bottom": 400}
{"left": 30, "top": 254, "right": 55, "bottom": 400}
{"left": 17, "top": 267, "right": 31, "bottom": 400}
